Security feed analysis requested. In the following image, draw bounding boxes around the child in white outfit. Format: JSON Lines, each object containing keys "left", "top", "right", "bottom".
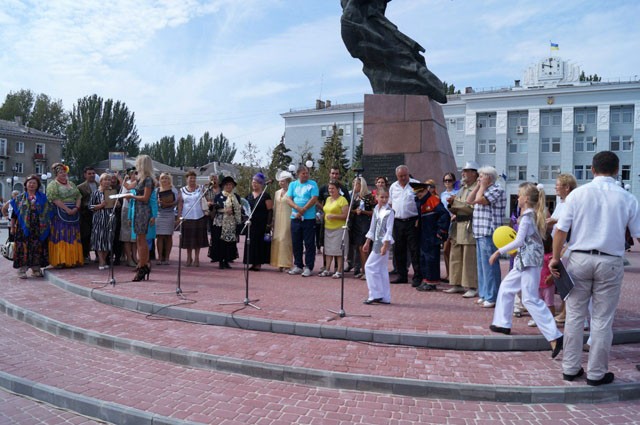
{"left": 362, "top": 188, "right": 394, "bottom": 305}
{"left": 488, "top": 183, "right": 564, "bottom": 358}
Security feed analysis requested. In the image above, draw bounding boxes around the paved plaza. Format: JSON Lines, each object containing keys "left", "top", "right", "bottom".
{"left": 0, "top": 229, "right": 639, "bottom": 424}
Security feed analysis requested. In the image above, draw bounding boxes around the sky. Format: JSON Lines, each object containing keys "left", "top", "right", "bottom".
{"left": 1, "top": 0, "right": 639, "bottom": 165}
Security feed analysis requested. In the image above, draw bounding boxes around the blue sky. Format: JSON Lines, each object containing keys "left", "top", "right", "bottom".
{"left": 1, "top": 0, "right": 639, "bottom": 164}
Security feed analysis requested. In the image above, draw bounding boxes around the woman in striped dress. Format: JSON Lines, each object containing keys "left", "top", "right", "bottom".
{"left": 90, "top": 173, "right": 116, "bottom": 270}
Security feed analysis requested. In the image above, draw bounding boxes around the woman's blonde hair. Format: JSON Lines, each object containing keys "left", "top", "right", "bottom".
{"left": 159, "top": 172, "right": 173, "bottom": 187}
{"left": 135, "top": 155, "right": 157, "bottom": 186}
{"left": 519, "top": 182, "right": 546, "bottom": 238}
{"left": 353, "top": 176, "right": 370, "bottom": 197}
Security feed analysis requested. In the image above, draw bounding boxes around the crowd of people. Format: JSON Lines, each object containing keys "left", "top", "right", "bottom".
{"left": 3, "top": 151, "right": 637, "bottom": 387}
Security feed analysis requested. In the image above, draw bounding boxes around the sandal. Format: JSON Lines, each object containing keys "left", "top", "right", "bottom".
{"left": 318, "top": 270, "right": 332, "bottom": 277}
{"left": 18, "top": 270, "right": 28, "bottom": 279}
{"left": 32, "top": 269, "right": 44, "bottom": 278}
{"left": 331, "top": 272, "right": 342, "bottom": 279}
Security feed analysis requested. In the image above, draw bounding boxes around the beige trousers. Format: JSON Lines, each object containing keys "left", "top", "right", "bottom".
{"left": 448, "top": 240, "right": 477, "bottom": 289}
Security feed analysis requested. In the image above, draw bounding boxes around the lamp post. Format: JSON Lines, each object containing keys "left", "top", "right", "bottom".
{"left": 7, "top": 165, "right": 18, "bottom": 191}
{"left": 41, "top": 172, "right": 52, "bottom": 190}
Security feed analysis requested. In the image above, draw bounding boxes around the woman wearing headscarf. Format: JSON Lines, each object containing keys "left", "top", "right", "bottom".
{"left": 208, "top": 176, "right": 242, "bottom": 269}
{"left": 46, "top": 163, "right": 83, "bottom": 268}
{"left": 9, "top": 174, "right": 52, "bottom": 278}
{"left": 270, "top": 170, "right": 293, "bottom": 271}
{"left": 243, "top": 173, "right": 273, "bottom": 271}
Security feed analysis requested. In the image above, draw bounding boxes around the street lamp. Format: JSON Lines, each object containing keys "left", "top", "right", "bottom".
{"left": 41, "top": 172, "right": 52, "bottom": 190}
{"left": 7, "top": 165, "right": 18, "bottom": 190}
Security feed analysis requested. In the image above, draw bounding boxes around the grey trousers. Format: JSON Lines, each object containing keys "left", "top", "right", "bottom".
{"left": 563, "top": 251, "right": 624, "bottom": 381}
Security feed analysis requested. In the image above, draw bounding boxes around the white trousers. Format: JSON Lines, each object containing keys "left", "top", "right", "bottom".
{"left": 364, "top": 251, "right": 391, "bottom": 303}
{"left": 563, "top": 252, "right": 624, "bottom": 380}
{"left": 492, "top": 265, "right": 563, "bottom": 342}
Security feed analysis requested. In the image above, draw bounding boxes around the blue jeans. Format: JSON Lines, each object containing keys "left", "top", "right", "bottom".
{"left": 476, "top": 236, "right": 501, "bottom": 302}
{"left": 291, "top": 218, "right": 316, "bottom": 270}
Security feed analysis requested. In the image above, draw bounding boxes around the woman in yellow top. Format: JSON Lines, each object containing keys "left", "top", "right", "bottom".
{"left": 320, "top": 180, "right": 349, "bottom": 278}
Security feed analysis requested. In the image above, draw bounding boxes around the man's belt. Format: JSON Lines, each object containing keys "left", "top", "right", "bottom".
{"left": 573, "top": 249, "right": 619, "bottom": 257}
{"left": 395, "top": 216, "right": 418, "bottom": 222}
{"left": 456, "top": 216, "right": 472, "bottom": 223}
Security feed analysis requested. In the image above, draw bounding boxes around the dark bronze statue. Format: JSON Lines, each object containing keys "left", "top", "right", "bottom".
{"left": 340, "top": 0, "right": 447, "bottom": 103}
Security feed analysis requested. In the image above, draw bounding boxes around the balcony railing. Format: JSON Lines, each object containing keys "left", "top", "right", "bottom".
{"left": 33, "top": 153, "right": 47, "bottom": 161}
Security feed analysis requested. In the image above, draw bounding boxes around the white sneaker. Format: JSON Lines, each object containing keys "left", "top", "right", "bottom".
{"left": 462, "top": 289, "right": 478, "bottom": 298}
{"left": 481, "top": 301, "right": 496, "bottom": 308}
{"left": 476, "top": 298, "right": 485, "bottom": 305}
{"left": 444, "top": 286, "right": 465, "bottom": 294}
{"left": 288, "top": 266, "right": 303, "bottom": 275}
{"left": 301, "top": 267, "right": 312, "bottom": 277}
{"left": 527, "top": 319, "right": 537, "bottom": 327}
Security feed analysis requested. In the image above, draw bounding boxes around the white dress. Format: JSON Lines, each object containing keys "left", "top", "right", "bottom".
{"left": 364, "top": 204, "right": 395, "bottom": 303}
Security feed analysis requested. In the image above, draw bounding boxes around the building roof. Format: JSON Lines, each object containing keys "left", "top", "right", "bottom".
{"left": 0, "top": 118, "right": 64, "bottom": 141}
{"left": 91, "top": 157, "right": 185, "bottom": 176}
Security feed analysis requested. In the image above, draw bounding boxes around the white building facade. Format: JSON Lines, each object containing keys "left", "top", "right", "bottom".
{"left": 281, "top": 57, "right": 640, "bottom": 215}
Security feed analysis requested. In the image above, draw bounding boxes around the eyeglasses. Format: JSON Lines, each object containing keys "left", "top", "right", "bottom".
{"left": 443, "top": 179, "right": 454, "bottom": 183}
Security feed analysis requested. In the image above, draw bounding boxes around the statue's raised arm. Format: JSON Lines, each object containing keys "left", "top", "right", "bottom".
{"left": 340, "top": 0, "right": 447, "bottom": 103}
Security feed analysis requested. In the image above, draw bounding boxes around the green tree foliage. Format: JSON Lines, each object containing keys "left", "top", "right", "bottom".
{"left": 211, "top": 132, "right": 237, "bottom": 163}
{"left": 0, "top": 89, "right": 69, "bottom": 136}
{"left": 140, "top": 136, "right": 177, "bottom": 166}
{"left": 579, "top": 71, "right": 602, "bottom": 82}
{"left": 176, "top": 134, "right": 197, "bottom": 167}
{"left": 316, "top": 124, "right": 349, "bottom": 188}
{"left": 267, "top": 135, "right": 292, "bottom": 179}
{"left": 65, "top": 94, "right": 140, "bottom": 180}
{"left": 236, "top": 141, "right": 262, "bottom": 196}
{"left": 442, "top": 81, "right": 460, "bottom": 95}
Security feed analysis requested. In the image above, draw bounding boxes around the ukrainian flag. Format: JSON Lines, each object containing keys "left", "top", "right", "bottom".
{"left": 550, "top": 42, "right": 559, "bottom": 50}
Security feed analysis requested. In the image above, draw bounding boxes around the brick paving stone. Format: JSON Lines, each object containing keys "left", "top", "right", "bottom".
{"left": 0, "top": 388, "right": 109, "bottom": 424}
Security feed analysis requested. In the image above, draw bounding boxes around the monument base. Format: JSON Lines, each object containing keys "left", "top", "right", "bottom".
{"left": 361, "top": 94, "right": 457, "bottom": 185}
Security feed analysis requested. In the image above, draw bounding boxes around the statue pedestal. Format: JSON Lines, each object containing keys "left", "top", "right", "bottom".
{"left": 361, "top": 94, "right": 457, "bottom": 184}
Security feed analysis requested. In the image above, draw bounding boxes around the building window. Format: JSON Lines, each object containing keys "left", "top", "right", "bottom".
{"left": 575, "top": 110, "right": 596, "bottom": 125}
{"left": 621, "top": 165, "right": 631, "bottom": 181}
{"left": 356, "top": 124, "right": 363, "bottom": 136}
{"left": 508, "top": 165, "right": 527, "bottom": 181}
{"left": 0, "top": 138, "right": 6, "bottom": 156}
{"left": 0, "top": 159, "right": 4, "bottom": 173}
{"left": 541, "top": 137, "right": 561, "bottom": 152}
{"left": 489, "top": 117, "right": 496, "bottom": 128}
{"left": 16, "top": 141, "right": 25, "bottom": 154}
{"left": 35, "top": 143, "right": 46, "bottom": 154}
{"left": 539, "top": 165, "right": 561, "bottom": 180}
{"left": 345, "top": 124, "right": 351, "bottom": 136}
{"left": 456, "top": 141, "right": 464, "bottom": 156}
{"left": 611, "top": 135, "right": 632, "bottom": 152}
{"left": 35, "top": 162, "right": 46, "bottom": 175}
{"left": 508, "top": 139, "right": 527, "bottom": 154}
{"left": 575, "top": 136, "right": 596, "bottom": 152}
{"left": 15, "top": 162, "right": 24, "bottom": 174}
{"left": 337, "top": 126, "right": 344, "bottom": 136}
{"left": 456, "top": 118, "right": 464, "bottom": 131}
{"left": 574, "top": 165, "right": 593, "bottom": 181}
{"left": 478, "top": 139, "right": 496, "bottom": 154}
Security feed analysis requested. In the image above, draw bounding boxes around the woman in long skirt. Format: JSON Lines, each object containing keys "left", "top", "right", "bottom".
{"left": 89, "top": 173, "right": 116, "bottom": 269}
{"left": 270, "top": 170, "right": 293, "bottom": 271}
{"left": 243, "top": 173, "right": 273, "bottom": 270}
{"left": 362, "top": 187, "right": 394, "bottom": 305}
{"left": 208, "top": 176, "right": 242, "bottom": 269}
{"left": 9, "top": 174, "right": 52, "bottom": 278}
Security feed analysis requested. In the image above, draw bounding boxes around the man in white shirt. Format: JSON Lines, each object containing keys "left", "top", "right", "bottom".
{"left": 551, "top": 151, "right": 640, "bottom": 386}
{"left": 389, "top": 165, "right": 421, "bottom": 285}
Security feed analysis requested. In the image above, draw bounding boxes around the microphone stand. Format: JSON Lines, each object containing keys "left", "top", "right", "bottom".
{"left": 91, "top": 189, "right": 121, "bottom": 287}
{"left": 219, "top": 181, "right": 272, "bottom": 310}
{"left": 327, "top": 172, "right": 371, "bottom": 320}
{"left": 155, "top": 185, "right": 209, "bottom": 298}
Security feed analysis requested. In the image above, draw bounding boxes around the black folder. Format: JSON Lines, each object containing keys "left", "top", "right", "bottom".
{"left": 553, "top": 261, "right": 575, "bottom": 301}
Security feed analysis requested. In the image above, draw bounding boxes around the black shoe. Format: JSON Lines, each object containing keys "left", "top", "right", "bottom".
{"left": 489, "top": 325, "right": 511, "bottom": 335}
{"left": 416, "top": 283, "right": 436, "bottom": 292}
{"left": 390, "top": 277, "right": 408, "bottom": 284}
{"left": 411, "top": 278, "right": 422, "bottom": 287}
{"left": 563, "top": 368, "right": 584, "bottom": 382}
{"left": 389, "top": 269, "right": 398, "bottom": 275}
{"left": 551, "top": 335, "right": 563, "bottom": 359}
{"left": 363, "top": 299, "right": 375, "bottom": 305}
{"left": 587, "top": 372, "right": 615, "bottom": 386}
{"left": 374, "top": 298, "right": 390, "bottom": 304}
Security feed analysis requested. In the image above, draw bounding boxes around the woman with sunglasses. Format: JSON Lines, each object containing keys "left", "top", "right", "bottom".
{"left": 440, "top": 172, "right": 458, "bottom": 283}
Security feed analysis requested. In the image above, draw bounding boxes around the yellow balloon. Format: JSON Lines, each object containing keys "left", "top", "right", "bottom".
{"left": 493, "top": 226, "right": 517, "bottom": 255}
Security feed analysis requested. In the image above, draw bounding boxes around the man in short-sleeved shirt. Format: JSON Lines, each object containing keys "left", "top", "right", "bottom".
{"left": 286, "top": 166, "right": 319, "bottom": 276}
{"left": 467, "top": 166, "right": 506, "bottom": 307}
{"left": 551, "top": 151, "right": 640, "bottom": 386}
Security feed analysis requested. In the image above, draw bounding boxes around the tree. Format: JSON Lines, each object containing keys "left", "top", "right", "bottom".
{"left": 0, "top": 89, "right": 69, "bottom": 136}
{"left": 175, "top": 134, "right": 196, "bottom": 168}
{"left": 579, "top": 71, "right": 602, "bottom": 82}
{"left": 266, "top": 135, "right": 292, "bottom": 180}
{"left": 236, "top": 141, "right": 262, "bottom": 196}
{"left": 65, "top": 94, "right": 140, "bottom": 180}
{"left": 316, "top": 124, "right": 349, "bottom": 188}
{"left": 442, "top": 81, "right": 460, "bottom": 95}
{"left": 140, "top": 136, "right": 177, "bottom": 166}
{"left": 211, "top": 132, "right": 237, "bottom": 163}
